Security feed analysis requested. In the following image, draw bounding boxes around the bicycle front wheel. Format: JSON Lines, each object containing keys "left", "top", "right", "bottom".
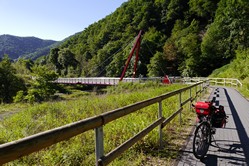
{"left": 193, "top": 121, "right": 211, "bottom": 159}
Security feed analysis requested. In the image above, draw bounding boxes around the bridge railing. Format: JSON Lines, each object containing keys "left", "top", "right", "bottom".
{"left": 0, "top": 81, "right": 209, "bottom": 165}
{"left": 55, "top": 77, "right": 120, "bottom": 85}
{"left": 55, "top": 77, "right": 166, "bottom": 85}
{"left": 54, "top": 76, "right": 184, "bottom": 85}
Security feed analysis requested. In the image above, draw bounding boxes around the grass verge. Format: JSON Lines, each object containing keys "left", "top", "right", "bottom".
{"left": 0, "top": 82, "right": 206, "bottom": 165}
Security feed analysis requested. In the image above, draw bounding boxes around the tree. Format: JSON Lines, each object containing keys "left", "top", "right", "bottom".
{"left": 147, "top": 51, "right": 167, "bottom": 76}
{"left": 189, "top": 0, "right": 219, "bottom": 18}
{"left": 0, "top": 55, "right": 26, "bottom": 103}
{"left": 12, "top": 58, "right": 34, "bottom": 75}
{"left": 24, "top": 66, "right": 59, "bottom": 103}
{"left": 165, "top": 0, "right": 188, "bottom": 23}
{"left": 58, "top": 48, "right": 78, "bottom": 76}
{"left": 163, "top": 40, "right": 179, "bottom": 75}
{"left": 49, "top": 48, "right": 62, "bottom": 74}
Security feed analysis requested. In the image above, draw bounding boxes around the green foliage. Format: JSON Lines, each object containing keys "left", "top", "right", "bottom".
{"left": 48, "top": 48, "right": 78, "bottom": 76}
{"left": 14, "top": 66, "right": 59, "bottom": 103}
{"left": 147, "top": 51, "right": 167, "bottom": 76}
{"left": 209, "top": 48, "right": 249, "bottom": 97}
{"left": 12, "top": 58, "right": 34, "bottom": 75}
{"left": 163, "top": 20, "right": 202, "bottom": 76}
{"left": 30, "top": 66, "right": 59, "bottom": 102}
{"left": 13, "top": 90, "right": 26, "bottom": 103}
{"left": 201, "top": 0, "right": 249, "bottom": 75}
{"left": 189, "top": 0, "right": 219, "bottom": 18}
{"left": 105, "top": 41, "right": 126, "bottom": 77}
{"left": 49, "top": 48, "right": 62, "bottom": 74}
{"left": 58, "top": 48, "right": 78, "bottom": 76}
{"left": 210, "top": 49, "right": 249, "bottom": 79}
{"left": 166, "top": 0, "right": 188, "bottom": 22}
{"left": 0, "top": 55, "right": 26, "bottom": 103}
{"left": 138, "top": 27, "right": 166, "bottom": 76}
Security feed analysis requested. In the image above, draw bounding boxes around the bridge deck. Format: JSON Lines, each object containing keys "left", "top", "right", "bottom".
{"left": 54, "top": 77, "right": 164, "bottom": 85}
{"left": 177, "top": 87, "right": 249, "bottom": 165}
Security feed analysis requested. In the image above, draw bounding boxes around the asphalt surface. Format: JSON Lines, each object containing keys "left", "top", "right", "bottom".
{"left": 177, "top": 87, "right": 249, "bottom": 166}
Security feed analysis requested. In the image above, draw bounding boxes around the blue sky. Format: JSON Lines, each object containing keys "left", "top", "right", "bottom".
{"left": 0, "top": 0, "right": 127, "bottom": 41}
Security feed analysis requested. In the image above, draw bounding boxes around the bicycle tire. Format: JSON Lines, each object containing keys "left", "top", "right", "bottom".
{"left": 193, "top": 121, "right": 211, "bottom": 159}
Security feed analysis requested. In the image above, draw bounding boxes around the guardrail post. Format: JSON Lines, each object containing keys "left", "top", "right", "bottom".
{"left": 158, "top": 101, "right": 163, "bottom": 148}
{"left": 200, "top": 82, "right": 204, "bottom": 97}
{"left": 189, "top": 88, "right": 192, "bottom": 111}
{"left": 179, "top": 92, "right": 182, "bottom": 126}
{"left": 95, "top": 126, "right": 104, "bottom": 166}
{"left": 198, "top": 84, "right": 201, "bottom": 100}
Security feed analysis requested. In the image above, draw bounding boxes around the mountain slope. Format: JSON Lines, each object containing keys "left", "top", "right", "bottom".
{"left": 46, "top": 0, "right": 249, "bottom": 78}
{"left": 0, "top": 35, "right": 57, "bottom": 60}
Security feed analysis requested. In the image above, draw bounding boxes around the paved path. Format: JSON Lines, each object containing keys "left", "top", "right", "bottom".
{"left": 177, "top": 87, "right": 249, "bottom": 166}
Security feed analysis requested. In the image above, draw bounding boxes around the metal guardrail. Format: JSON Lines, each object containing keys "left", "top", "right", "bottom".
{"left": 208, "top": 77, "right": 242, "bottom": 87}
{"left": 183, "top": 77, "right": 242, "bottom": 87}
{"left": 0, "top": 81, "right": 209, "bottom": 165}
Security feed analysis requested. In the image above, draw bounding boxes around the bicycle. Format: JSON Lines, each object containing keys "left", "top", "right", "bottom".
{"left": 192, "top": 100, "right": 228, "bottom": 159}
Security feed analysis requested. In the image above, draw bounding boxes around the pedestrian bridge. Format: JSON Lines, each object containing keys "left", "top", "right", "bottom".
{"left": 54, "top": 77, "right": 173, "bottom": 85}
{"left": 54, "top": 77, "right": 157, "bottom": 85}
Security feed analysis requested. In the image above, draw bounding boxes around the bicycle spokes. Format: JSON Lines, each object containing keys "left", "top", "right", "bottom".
{"left": 193, "top": 122, "right": 211, "bottom": 159}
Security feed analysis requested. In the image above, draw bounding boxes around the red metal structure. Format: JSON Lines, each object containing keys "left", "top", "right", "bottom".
{"left": 162, "top": 75, "right": 171, "bottom": 84}
{"left": 120, "top": 30, "right": 142, "bottom": 81}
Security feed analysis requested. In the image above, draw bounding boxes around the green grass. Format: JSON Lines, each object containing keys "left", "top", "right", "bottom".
{"left": 0, "top": 103, "right": 31, "bottom": 115}
{"left": 0, "top": 82, "right": 202, "bottom": 165}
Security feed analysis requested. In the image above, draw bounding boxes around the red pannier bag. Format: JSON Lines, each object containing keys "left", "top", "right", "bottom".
{"left": 212, "top": 105, "right": 227, "bottom": 128}
{"left": 195, "top": 101, "right": 212, "bottom": 116}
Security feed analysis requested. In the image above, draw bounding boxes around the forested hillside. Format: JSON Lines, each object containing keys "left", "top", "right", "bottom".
{"left": 44, "top": 0, "right": 249, "bottom": 78}
{"left": 0, "top": 35, "right": 57, "bottom": 60}
{"left": 210, "top": 49, "right": 249, "bottom": 97}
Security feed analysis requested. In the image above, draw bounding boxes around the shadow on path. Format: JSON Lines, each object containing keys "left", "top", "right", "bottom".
{"left": 203, "top": 154, "right": 246, "bottom": 166}
{"left": 224, "top": 88, "right": 249, "bottom": 164}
